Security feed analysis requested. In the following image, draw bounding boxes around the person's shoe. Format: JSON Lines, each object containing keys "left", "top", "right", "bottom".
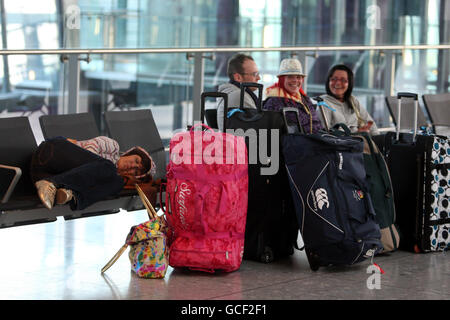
{"left": 35, "top": 180, "right": 56, "bottom": 210}
{"left": 56, "top": 188, "right": 73, "bottom": 205}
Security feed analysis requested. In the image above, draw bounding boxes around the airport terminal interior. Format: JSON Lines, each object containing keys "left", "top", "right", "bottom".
{"left": 0, "top": 0, "right": 449, "bottom": 301}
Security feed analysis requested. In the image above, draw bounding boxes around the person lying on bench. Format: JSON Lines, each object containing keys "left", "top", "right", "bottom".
{"left": 30, "top": 136, "right": 155, "bottom": 210}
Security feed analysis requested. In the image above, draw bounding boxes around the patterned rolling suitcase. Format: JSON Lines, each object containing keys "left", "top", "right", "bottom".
{"left": 373, "top": 92, "right": 450, "bottom": 252}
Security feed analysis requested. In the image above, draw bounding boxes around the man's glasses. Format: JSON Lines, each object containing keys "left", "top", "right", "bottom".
{"left": 241, "top": 71, "right": 260, "bottom": 77}
{"left": 330, "top": 77, "right": 348, "bottom": 84}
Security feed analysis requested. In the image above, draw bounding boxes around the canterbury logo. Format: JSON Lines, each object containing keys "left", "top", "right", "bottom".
{"left": 315, "top": 188, "right": 330, "bottom": 210}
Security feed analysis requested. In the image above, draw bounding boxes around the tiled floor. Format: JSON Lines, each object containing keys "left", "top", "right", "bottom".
{"left": 0, "top": 209, "right": 448, "bottom": 301}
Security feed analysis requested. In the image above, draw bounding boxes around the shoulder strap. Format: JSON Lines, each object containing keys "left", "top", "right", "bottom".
{"left": 348, "top": 96, "right": 365, "bottom": 128}
{"left": 101, "top": 244, "right": 128, "bottom": 274}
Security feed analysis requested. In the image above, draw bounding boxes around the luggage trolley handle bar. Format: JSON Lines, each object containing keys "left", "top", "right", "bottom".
{"left": 396, "top": 92, "right": 419, "bottom": 141}
{"left": 201, "top": 91, "right": 228, "bottom": 128}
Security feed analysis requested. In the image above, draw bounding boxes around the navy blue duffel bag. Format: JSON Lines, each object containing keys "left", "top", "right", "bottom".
{"left": 281, "top": 108, "right": 382, "bottom": 271}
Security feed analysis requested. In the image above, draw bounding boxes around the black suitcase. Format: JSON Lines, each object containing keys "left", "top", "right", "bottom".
{"left": 224, "top": 82, "right": 299, "bottom": 263}
{"left": 373, "top": 92, "right": 450, "bottom": 252}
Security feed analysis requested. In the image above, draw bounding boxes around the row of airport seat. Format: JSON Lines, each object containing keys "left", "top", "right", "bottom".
{"left": 0, "top": 109, "right": 166, "bottom": 228}
{"left": 1, "top": 92, "right": 448, "bottom": 228}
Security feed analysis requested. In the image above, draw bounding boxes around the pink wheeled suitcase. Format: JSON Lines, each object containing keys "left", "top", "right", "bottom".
{"left": 164, "top": 123, "right": 248, "bottom": 272}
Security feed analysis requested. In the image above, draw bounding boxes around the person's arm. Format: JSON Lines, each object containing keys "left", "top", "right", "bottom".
{"left": 353, "top": 98, "right": 380, "bottom": 135}
{"left": 262, "top": 97, "right": 281, "bottom": 111}
{"left": 217, "top": 86, "right": 238, "bottom": 132}
{"left": 369, "top": 120, "right": 380, "bottom": 135}
{"left": 217, "top": 99, "right": 225, "bottom": 132}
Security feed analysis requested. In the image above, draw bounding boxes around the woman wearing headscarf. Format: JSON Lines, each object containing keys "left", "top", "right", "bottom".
{"left": 320, "top": 64, "right": 379, "bottom": 135}
{"left": 263, "top": 58, "right": 323, "bottom": 134}
{"left": 31, "top": 136, "right": 155, "bottom": 211}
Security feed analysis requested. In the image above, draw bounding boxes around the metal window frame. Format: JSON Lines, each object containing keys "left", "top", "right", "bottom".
{"left": 0, "top": 44, "right": 449, "bottom": 122}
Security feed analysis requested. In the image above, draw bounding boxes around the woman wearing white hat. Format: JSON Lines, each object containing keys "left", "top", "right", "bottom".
{"left": 263, "top": 58, "right": 323, "bottom": 134}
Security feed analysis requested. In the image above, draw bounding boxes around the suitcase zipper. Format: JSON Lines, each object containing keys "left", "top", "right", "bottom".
{"left": 285, "top": 164, "right": 306, "bottom": 233}
{"left": 351, "top": 242, "right": 365, "bottom": 264}
{"left": 171, "top": 248, "right": 230, "bottom": 259}
{"left": 379, "top": 150, "right": 397, "bottom": 223}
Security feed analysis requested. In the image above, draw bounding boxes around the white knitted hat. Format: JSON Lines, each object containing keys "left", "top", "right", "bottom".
{"left": 277, "top": 58, "right": 306, "bottom": 77}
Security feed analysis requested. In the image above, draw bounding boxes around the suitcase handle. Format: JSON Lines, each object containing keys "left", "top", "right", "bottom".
{"left": 201, "top": 92, "right": 228, "bottom": 126}
{"left": 223, "top": 82, "right": 263, "bottom": 130}
{"left": 239, "top": 82, "right": 263, "bottom": 111}
{"left": 282, "top": 107, "right": 305, "bottom": 134}
{"left": 313, "top": 96, "right": 329, "bottom": 132}
{"left": 397, "top": 92, "right": 418, "bottom": 100}
{"left": 395, "top": 92, "right": 418, "bottom": 141}
{"left": 190, "top": 122, "right": 214, "bottom": 133}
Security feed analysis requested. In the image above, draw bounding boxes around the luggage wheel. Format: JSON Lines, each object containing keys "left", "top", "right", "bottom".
{"left": 260, "top": 246, "right": 274, "bottom": 263}
{"left": 306, "top": 250, "right": 320, "bottom": 272}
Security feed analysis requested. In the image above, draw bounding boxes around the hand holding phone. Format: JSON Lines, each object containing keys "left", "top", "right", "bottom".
{"left": 358, "top": 121, "right": 373, "bottom": 132}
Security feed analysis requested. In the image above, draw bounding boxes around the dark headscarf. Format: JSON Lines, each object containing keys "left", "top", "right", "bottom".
{"left": 121, "top": 146, "right": 155, "bottom": 182}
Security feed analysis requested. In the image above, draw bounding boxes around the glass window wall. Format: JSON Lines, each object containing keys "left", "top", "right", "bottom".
{"left": 0, "top": 0, "right": 449, "bottom": 143}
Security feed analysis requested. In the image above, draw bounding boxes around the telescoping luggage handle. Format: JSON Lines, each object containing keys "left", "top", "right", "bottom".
{"left": 239, "top": 82, "right": 263, "bottom": 111}
{"left": 282, "top": 107, "right": 305, "bottom": 134}
{"left": 200, "top": 91, "right": 228, "bottom": 128}
{"left": 313, "top": 96, "right": 332, "bottom": 132}
{"left": 396, "top": 92, "right": 419, "bottom": 142}
{"left": 223, "top": 82, "right": 263, "bottom": 131}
